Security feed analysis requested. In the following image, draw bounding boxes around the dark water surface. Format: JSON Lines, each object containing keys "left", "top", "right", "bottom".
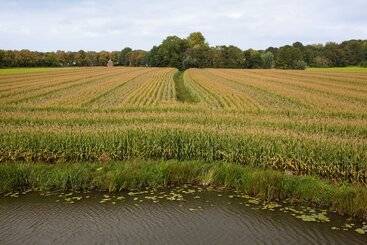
{"left": 0, "top": 187, "right": 366, "bottom": 245}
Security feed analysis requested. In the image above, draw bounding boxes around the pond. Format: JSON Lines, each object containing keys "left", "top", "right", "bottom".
{"left": 0, "top": 186, "right": 366, "bottom": 245}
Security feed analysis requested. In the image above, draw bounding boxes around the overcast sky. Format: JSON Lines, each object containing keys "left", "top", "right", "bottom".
{"left": 0, "top": 0, "right": 366, "bottom": 51}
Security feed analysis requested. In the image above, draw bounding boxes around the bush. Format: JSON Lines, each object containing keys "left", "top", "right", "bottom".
{"left": 292, "top": 60, "right": 307, "bottom": 70}
{"left": 261, "top": 52, "right": 274, "bottom": 69}
{"left": 359, "top": 61, "right": 367, "bottom": 67}
{"left": 312, "top": 56, "right": 331, "bottom": 68}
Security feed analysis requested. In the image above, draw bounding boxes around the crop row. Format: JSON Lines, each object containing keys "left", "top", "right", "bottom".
{"left": 0, "top": 129, "right": 365, "bottom": 184}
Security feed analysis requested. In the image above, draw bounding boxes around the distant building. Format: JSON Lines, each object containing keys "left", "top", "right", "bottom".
{"left": 107, "top": 59, "right": 114, "bottom": 67}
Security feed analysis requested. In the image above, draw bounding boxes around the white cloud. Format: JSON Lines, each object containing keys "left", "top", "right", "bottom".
{"left": 0, "top": 0, "right": 366, "bottom": 51}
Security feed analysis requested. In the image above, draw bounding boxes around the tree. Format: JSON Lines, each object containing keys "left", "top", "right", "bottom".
{"left": 75, "top": 50, "right": 88, "bottom": 66}
{"left": 128, "top": 50, "right": 147, "bottom": 66}
{"left": 210, "top": 45, "right": 244, "bottom": 68}
{"left": 261, "top": 51, "right": 274, "bottom": 69}
{"left": 275, "top": 45, "right": 304, "bottom": 69}
{"left": 119, "top": 47, "right": 132, "bottom": 66}
{"left": 146, "top": 46, "right": 161, "bottom": 67}
{"left": 111, "top": 51, "right": 120, "bottom": 64}
{"left": 0, "top": 34, "right": 366, "bottom": 69}
{"left": 341, "top": 40, "right": 365, "bottom": 66}
{"left": 184, "top": 45, "right": 211, "bottom": 69}
{"left": 148, "top": 36, "right": 189, "bottom": 70}
{"left": 97, "top": 51, "right": 110, "bottom": 66}
{"left": 187, "top": 32, "right": 207, "bottom": 48}
{"left": 0, "top": 50, "right": 5, "bottom": 67}
{"left": 244, "top": 49, "right": 263, "bottom": 68}
{"left": 312, "top": 56, "right": 331, "bottom": 67}
{"left": 293, "top": 60, "right": 307, "bottom": 70}
{"left": 292, "top": 41, "right": 304, "bottom": 49}
{"left": 323, "top": 42, "right": 346, "bottom": 67}
{"left": 43, "top": 52, "right": 59, "bottom": 67}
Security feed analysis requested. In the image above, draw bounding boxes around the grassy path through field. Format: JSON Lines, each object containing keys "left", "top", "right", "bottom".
{"left": 173, "top": 70, "right": 198, "bottom": 103}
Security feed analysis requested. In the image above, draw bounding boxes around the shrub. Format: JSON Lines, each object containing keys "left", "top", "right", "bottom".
{"left": 359, "top": 61, "right": 367, "bottom": 67}
{"left": 292, "top": 60, "right": 307, "bottom": 70}
{"left": 312, "top": 56, "right": 331, "bottom": 68}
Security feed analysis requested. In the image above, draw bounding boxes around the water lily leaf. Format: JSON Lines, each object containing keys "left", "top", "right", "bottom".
{"left": 355, "top": 228, "right": 365, "bottom": 235}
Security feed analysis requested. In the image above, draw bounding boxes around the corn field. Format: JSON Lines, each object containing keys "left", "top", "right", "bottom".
{"left": 0, "top": 67, "right": 366, "bottom": 184}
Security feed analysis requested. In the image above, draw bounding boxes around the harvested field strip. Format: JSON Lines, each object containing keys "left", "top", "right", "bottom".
{"left": 33, "top": 68, "right": 148, "bottom": 107}
{"left": 264, "top": 70, "right": 367, "bottom": 93}
{"left": 119, "top": 68, "right": 176, "bottom": 106}
{"left": 0, "top": 67, "right": 80, "bottom": 76}
{"left": 0, "top": 70, "right": 86, "bottom": 90}
{"left": 206, "top": 69, "right": 366, "bottom": 112}
{"left": 87, "top": 68, "right": 176, "bottom": 107}
{"left": 0, "top": 68, "right": 82, "bottom": 83}
{"left": 182, "top": 70, "right": 224, "bottom": 107}
{"left": 81, "top": 69, "right": 154, "bottom": 107}
{"left": 203, "top": 69, "right": 310, "bottom": 110}
{"left": 0, "top": 69, "right": 108, "bottom": 98}
{"left": 208, "top": 69, "right": 331, "bottom": 110}
{"left": 8, "top": 72, "right": 124, "bottom": 106}
{"left": 231, "top": 69, "right": 367, "bottom": 103}
{"left": 185, "top": 69, "right": 242, "bottom": 109}
{"left": 0, "top": 69, "right": 122, "bottom": 105}
{"left": 301, "top": 70, "right": 367, "bottom": 82}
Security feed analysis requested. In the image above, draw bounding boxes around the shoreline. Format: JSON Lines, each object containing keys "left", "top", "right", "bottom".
{"left": 1, "top": 160, "right": 366, "bottom": 220}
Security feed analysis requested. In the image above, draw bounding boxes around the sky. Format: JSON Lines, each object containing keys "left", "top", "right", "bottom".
{"left": 0, "top": 0, "right": 366, "bottom": 52}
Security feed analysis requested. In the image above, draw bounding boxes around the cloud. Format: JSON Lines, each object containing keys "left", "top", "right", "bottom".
{"left": 0, "top": 0, "right": 366, "bottom": 51}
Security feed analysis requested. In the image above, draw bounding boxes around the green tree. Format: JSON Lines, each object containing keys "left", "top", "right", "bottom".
{"left": 128, "top": 50, "right": 147, "bottom": 66}
{"left": 184, "top": 46, "right": 211, "bottom": 69}
{"left": 312, "top": 56, "right": 331, "bottom": 67}
{"left": 323, "top": 42, "right": 346, "bottom": 67}
{"left": 187, "top": 32, "right": 207, "bottom": 48}
{"left": 119, "top": 47, "right": 132, "bottom": 66}
{"left": 244, "top": 49, "right": 263, "bottom": 68}
{"left": 97, "top": 51, "right": 110, "bottom": 66}
{"left": 261, "top": 51, "right": 274, "bottom": 69}
{"left": 275, "top": 45, "right": 304, "bottom": 69}
{"left": 149, "top": 36, "right": 189, "bottom": 70}
{"left": 210, "top": 45, "right": 244, "bottom": 68}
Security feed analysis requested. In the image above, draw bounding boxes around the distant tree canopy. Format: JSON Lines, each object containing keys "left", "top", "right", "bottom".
{"left": 1, "top": 32, "right": 366, "bottom": 70}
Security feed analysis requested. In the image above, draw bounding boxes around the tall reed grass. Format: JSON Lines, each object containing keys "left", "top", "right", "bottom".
{"left": 1, "top": 160, "right": 366, "bottom": 218}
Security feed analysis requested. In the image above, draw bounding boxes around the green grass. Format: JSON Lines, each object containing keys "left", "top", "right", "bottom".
{"left": 1, "top": 160, "right": 366, "bottom": 219}
{"left": 307, "top": 67, "right": 367, "bottom": 72}
{"left": 0, "top": 67, "right": 65, "bottom": 75}
{"left": 173, "top": 71, "right": 198, "bottom": 103}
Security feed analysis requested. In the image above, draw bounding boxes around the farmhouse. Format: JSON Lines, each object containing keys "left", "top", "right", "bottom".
{"left": 107, "top": 59, "right": 114, "bottom": 67}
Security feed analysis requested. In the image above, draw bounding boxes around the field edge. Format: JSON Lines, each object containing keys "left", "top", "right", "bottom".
{"left": 1, "top": 160, "right": 366, "bottom": 220}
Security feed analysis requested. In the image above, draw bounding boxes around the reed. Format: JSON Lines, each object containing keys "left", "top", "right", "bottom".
{"left": 1, "top": 160, "right": 366, "bottom": 218}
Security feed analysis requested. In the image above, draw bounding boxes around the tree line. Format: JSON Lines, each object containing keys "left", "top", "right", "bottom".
{"left": 1, "top": 32, "right": 366, "bottom": 70}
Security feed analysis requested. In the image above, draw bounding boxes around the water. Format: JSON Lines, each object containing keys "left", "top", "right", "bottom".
{"left": 0, "top": 186, "right": 366, "bottom": 245}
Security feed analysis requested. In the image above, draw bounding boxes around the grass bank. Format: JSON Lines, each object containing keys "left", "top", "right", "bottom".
{"left": 1, "top": 160, "right": 366, "bottom": 219}
{"left": 173, "top": 71, "right": 198, "bottom": 103}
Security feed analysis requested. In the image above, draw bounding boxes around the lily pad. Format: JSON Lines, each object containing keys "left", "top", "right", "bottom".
{"left": 355, "top": 228, "right": 366, "bottom": 235}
